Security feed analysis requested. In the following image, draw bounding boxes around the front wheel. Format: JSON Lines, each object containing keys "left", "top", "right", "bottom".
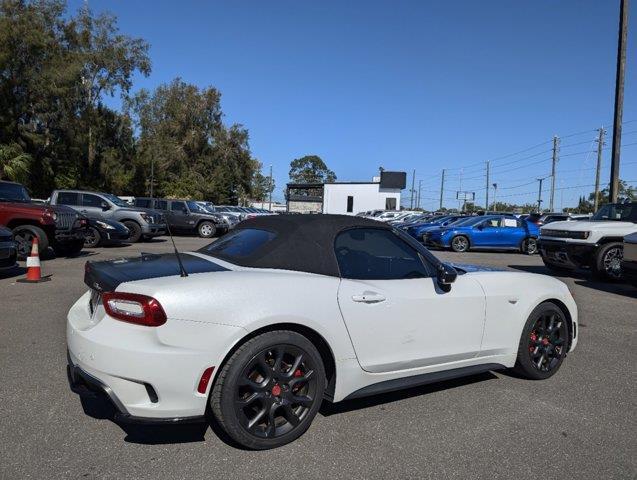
{"left": 198, "top": 221, "right": 216, "bottom": 238}
{"left": 513, "top": 302, "right": 568, "bottom": 380}
{"left": 122, "top": 221, "right": 142, "bottom": 243}
{"left": 450, "top": 235, "right": 469, "bottom": 252}
{"left": 593, "top": 242, "right": 623, "bottom": 281}
{"left": 84, "top": 227, "right": 101, "bottom": 248}
{"left": 210, "top": 330, "right": 326, "bottom": 450}
{"left": 13, "top": 225, "right": 49, "bottom": 259}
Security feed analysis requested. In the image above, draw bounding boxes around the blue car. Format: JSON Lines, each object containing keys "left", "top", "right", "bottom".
{"left": 405, "top": 215, "right": 466, "bottom": 240}
{"left": 424, "top": 215, "right": 540, "bottom": 254}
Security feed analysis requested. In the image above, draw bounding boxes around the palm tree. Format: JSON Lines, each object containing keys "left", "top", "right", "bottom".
{"left": 0, "top": 143, "right": 31, "bottom": 183}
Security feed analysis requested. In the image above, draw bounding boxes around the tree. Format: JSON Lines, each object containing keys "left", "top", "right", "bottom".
{"left": 289, "top": 155, "right": 336, "bottom": 183}
{"left": 0, "top": 143, "right": 30, "bottom": 183}
{"left": 126, "top": 78, "right": 256, "bottom": 203}
{"left": 250, "top": 161, "right": 275, "bottom": 202}
{"left": 70, "top": 3, "right": 150, "bottom": 172}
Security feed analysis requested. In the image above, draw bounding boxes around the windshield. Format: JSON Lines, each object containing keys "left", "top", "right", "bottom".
{"left": 100, "top": 193, "right": 129, "bottom": 207}
{"left": 186, "top": 201, "right": 209, "bottom": 214}
{"left": 592, "top": 203, "right": 637, "bottom": 222}
{"left": 449, "top": 216, "right": 478, "bottom": 226}
{"left": 0, "top": 182, "right": 31, "bottom": 202}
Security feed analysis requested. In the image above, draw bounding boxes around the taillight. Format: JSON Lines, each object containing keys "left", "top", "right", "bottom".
{"left": 102, "top": 292, "right": 167, "bottom": 327}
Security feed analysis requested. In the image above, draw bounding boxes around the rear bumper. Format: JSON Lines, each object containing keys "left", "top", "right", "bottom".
{"left": 67, "top": 354, "right": 206, "bottom": 424}
{"left": 538, "top": 239, "right": 597, "bottom": 269}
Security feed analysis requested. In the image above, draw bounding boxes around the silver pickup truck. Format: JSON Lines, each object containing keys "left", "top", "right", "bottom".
{"left": 50, "top": 190, "right": 166, "bottom": 242}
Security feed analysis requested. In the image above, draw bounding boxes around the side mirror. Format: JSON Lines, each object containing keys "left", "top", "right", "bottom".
{"left": 436, "top": 263, "right": 457, "bottom": 291}
{"left": 100, "top": 201, "right": 110, "bottom": 211}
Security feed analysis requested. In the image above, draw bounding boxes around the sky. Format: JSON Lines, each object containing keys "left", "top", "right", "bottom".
{"left": 67, "top": 0, "right": 636, "bottom": 209}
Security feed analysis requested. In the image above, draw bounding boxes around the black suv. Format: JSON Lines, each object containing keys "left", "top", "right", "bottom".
{"left": 134, "top": 198, "right": 228, "bottom": 238}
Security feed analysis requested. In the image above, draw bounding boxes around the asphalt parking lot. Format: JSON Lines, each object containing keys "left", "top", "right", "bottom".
{"left": 1, "top": 237, "right": 635, "bottom": 480}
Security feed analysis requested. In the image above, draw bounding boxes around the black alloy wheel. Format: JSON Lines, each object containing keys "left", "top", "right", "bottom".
{"left": 514, "top": 302, "right": 568, "bottom": 380}
{"left": 13, "top": 225, "right": 49, "bottom": 259}
{"left": 234, "top": 345, "right": 318, "bottom": 439}
{"left": 211, "top": 330, "right": 326, "bottom": 450}
{"left": 84, "top": 227, "right": 101, "bottom": 248}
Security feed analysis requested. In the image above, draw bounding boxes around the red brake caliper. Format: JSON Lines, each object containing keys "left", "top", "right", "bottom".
{"left": 529, "top": 332, "right": 537, "bottom": 352}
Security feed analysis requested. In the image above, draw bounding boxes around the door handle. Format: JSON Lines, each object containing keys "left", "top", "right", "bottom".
{"left": 352, "top": 293, "right": 386, "bottom": 304}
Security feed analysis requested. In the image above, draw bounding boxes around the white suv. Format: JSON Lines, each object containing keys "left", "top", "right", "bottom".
{"left": 538, "top": 202, "right": 637, "bottom": 280}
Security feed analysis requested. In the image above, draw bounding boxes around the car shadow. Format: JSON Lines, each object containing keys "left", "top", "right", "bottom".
{"left": 319, "top": 371, "right": 498, "bottom": 416}
{"left": 0, "top": 265, "right": 26, "bottom": 279}
{"left": 74, "top": 371, "right": 499, "bottom": 448}
{"left": 79, "top": 395, "right": 210, "bottom": 445}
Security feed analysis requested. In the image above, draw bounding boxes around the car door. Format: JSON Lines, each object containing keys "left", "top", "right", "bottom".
{"left": 168, "top": 201, "right": 190, "bottom": 230}
{"left": 497, "top": 217, "right": 526, "bottom": 247}
{"left": 80, "top": 193, "right": 109, "bottom": 220}
{"left": 335, "top": 228, "right": 486, "bottom": 373}
{"left": 470, "top": 217, "right": 501, "bottom": 247}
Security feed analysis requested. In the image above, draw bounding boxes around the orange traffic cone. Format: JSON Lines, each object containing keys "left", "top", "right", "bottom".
{"left": 17, "top": 236, "right": 51, "bottom": 283}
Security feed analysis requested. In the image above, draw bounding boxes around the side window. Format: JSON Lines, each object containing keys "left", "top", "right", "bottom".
{"left": 501, "top": 217, "right": 518, "bottom": 228}
{"left": 57, "top": 192, "right": 79, "bottom": 206}
{"left": 170, "top": 201, "right": 186, "bottom": 212}
{"left": 135, "top": 199, "right": 151, "bottom": 208}
{"left": 156, "top": 200, "right": 167, "bottom": 210}
{"left": 335, "top": 228, "right": 430, "bottom": 280}
{"left": 82, "top": 194, "right": 103, "bottom": 207}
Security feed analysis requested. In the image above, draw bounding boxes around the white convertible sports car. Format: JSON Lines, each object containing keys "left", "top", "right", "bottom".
{"left": 67, "top": 215, "right": 578, "bottom": 449}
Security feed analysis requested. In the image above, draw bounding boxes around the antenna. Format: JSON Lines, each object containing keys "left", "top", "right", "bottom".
{"left": 165, "top": 221, "right": 188, "bottom": 277}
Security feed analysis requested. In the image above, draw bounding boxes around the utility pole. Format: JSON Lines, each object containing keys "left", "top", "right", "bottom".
{"left": 610, "top": 0, "right": 629, "bottom": 202}
{"left": 417, "top": 180, "right": 422, "bottom": 209}
{"left": 537, "top": 177, "right": 545, "bottom": 212}
{"left": 485, "top": 161, "right": 490, "bottom": 212}
{"left": 549, "top": 135, "right": 559, "bottom": 211}
{"left": 410, "top": 169, "right": 416, "bottom": 209}
{"left": 268, "top": 164, "right": 273, "bottom": 211}
{"left": 594, "top": 127, "right": 606, "bottom": 211}
{"left": 150, "top": 155, "right": 154, "bottom": 198}
{"left": 439, "top": 169, "right": 446, "bottom": 211}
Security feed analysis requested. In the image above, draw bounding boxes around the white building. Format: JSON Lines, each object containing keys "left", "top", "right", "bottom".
{"left": 286, "top": 171, "right": 406, "bottom": 215}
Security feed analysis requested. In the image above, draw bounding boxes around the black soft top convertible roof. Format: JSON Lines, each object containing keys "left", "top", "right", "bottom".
{"left": 203, "top": 214, "right": 392, "bottom": 277}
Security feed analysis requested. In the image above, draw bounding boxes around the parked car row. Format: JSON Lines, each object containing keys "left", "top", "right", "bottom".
{"left": 0, "top": 180, "right": 275, "bottom": 261}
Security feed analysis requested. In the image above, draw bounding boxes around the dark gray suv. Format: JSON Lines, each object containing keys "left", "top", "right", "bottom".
{"left": 134, "top": 198, "right": 228, "bottom": 238}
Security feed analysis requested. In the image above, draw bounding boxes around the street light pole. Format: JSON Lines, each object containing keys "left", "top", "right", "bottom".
{"left": 268, "top": 164, "right": 273, "bottom": 211}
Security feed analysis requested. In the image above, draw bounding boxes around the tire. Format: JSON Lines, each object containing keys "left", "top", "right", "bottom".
{"left": 513, "top": 302, "right": 569, "bottom": 380}
{"left": 592, "top": 242, "right": 623, "bottom": 281}
{"left": 450, "top": 235, "right": 470, "bottom": 252}
{"left": 84, "top": 227, "right": 101, "bottom": 248}
{"left": 210, "top": 330, "right": 326, "bottom": 450}
{"left": 54, "top": 239, "right": 84, "bottom": 257}
{"left": 12, "top": 225, "right": 49, "bottom": 260}
{"left": 122, "top": 221, "right": 142, "bottom": 243}
{"left": 198, "top": 221, "right": 216, "bottom": 238}
{"left": 522, "top": 237, "right": 538, "bottom": 255}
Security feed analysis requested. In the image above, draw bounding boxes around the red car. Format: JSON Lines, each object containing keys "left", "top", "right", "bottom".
{"left": 0, "top": 181, "right": 87, "bottom": 258}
